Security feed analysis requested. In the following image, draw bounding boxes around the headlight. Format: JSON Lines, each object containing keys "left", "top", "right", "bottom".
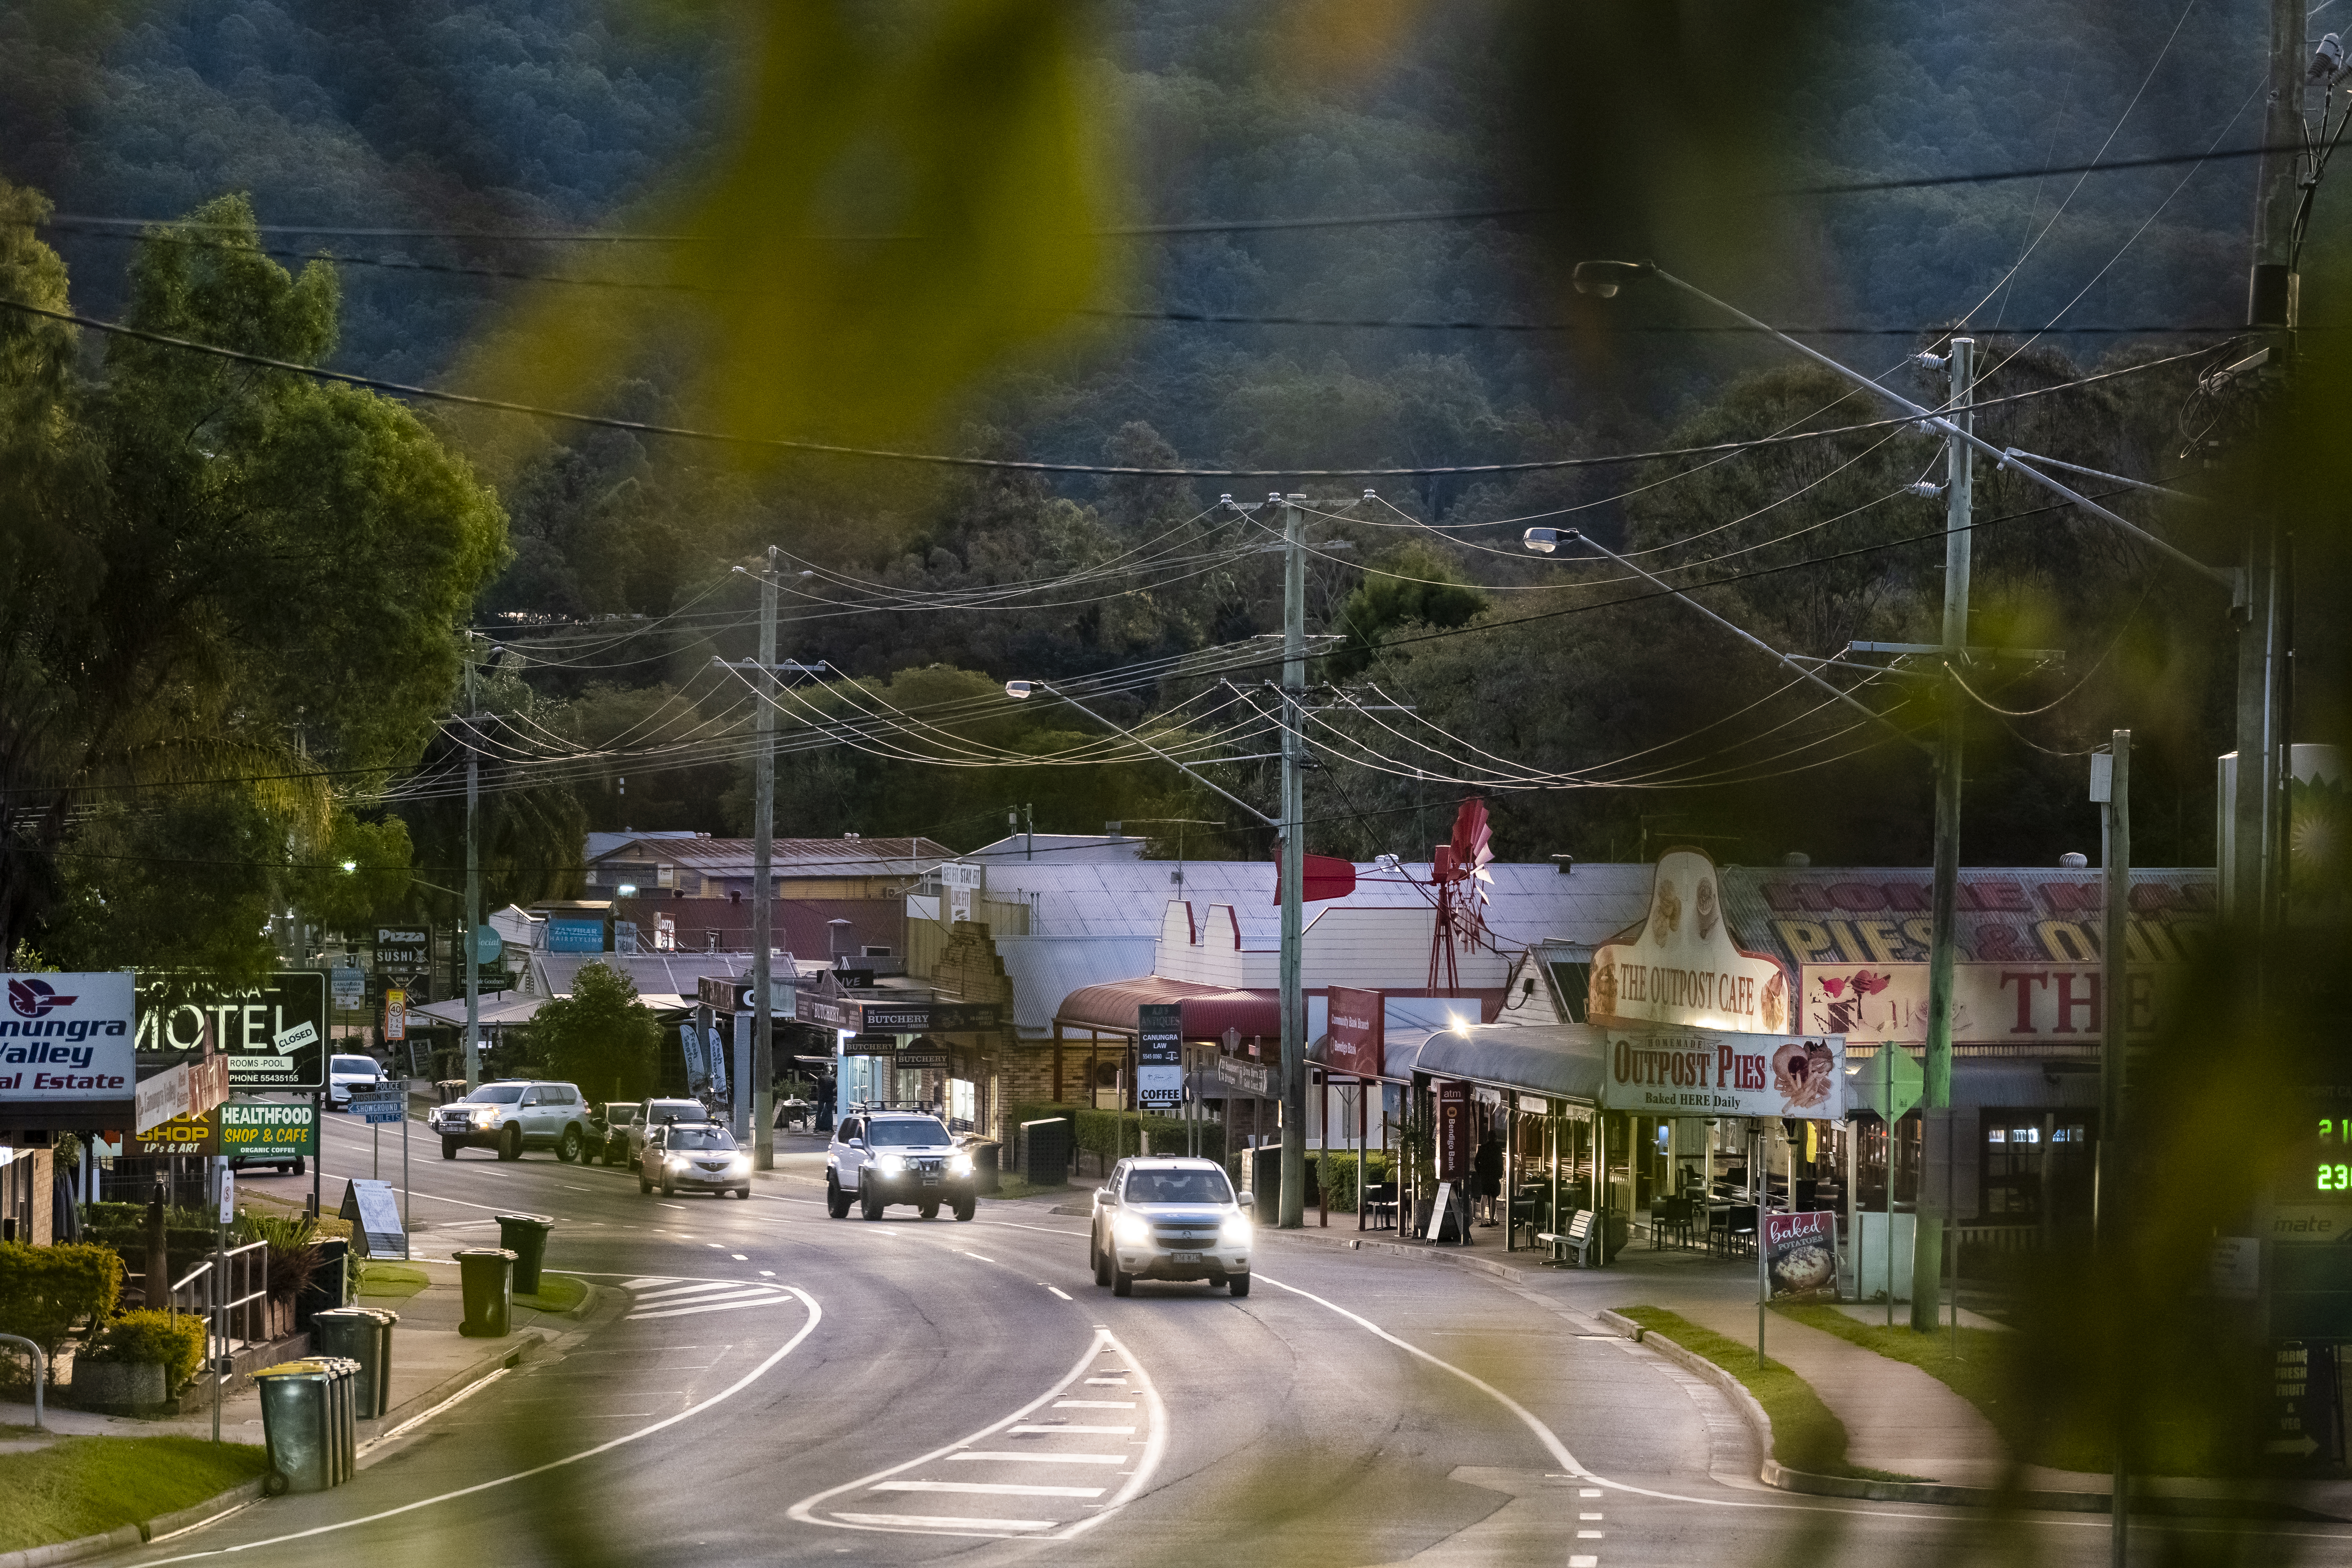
{"left": 1112, "top": 1213, "right": 1152, "bottom": 1247}
{"left": 1221, "top": 1215, "right": 1254, "bottom": 1249}
{"left": 728, "top": 1154, "right": 751, "bottom": 1174}
{"left": 948, "top": 1154, "right": 973, "bottom": 1176}
{"left": 666, "top": 1154, "right": 687, "bottom": 1169}
{"left": 874, "top": 1154, "right": 905, "bottom": 1176}
{"left": 473, "top": 1107, "right": 500, "bottom": 1125}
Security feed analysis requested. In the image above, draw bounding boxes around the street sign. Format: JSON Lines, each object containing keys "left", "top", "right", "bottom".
{"left": 385, "top": 989, "right": 407, "bottom": 1043}
{"left": 218, "top": 1166, "right": 236, "bottom": 1224}
{"left": 1137, "top": 1003, "right": 1183, "bottom": 1107}
{"left": 223, "top": 1099, "right": 320, "bottom": 1153}
{"left": 347, "top": 1091, "right": 403, "bottom": 1126}
{"left": 330, "top": 967, "right": 366, "bottom": 1010}
{"left": 1857, "top": 1045, "right": 1924, "bottom": 1123}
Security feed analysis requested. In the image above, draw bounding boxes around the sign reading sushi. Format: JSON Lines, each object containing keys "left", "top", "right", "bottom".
{"left": 1589, "top": 848, "right": 1793, "bottom": 1034}
{"left": 1601, "top": 1025, "right": 1845, "bottom": 1119}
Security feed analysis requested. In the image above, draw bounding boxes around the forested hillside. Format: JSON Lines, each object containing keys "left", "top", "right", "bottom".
{"left": 0, "top": 0, "right": 2297, "bottom": 886}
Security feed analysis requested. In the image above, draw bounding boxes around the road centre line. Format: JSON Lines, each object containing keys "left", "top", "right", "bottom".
{"left": 139, "top": 1287, "right": 824, "bottom": 1566}
{"left": 1044, "top": 1286, "right": 1073, "bottom": 1300}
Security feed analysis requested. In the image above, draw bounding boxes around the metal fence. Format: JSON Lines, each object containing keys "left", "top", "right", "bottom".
{"left": 169, "top": 1239, "right": 271, "bottom": 1372}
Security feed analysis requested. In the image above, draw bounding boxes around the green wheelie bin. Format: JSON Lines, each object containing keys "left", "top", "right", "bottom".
{"left": 254, "top": 1357, "right": 361, "bottom": 1495}
{"left": 494, "top": 1212, "right": 554, "bottom": 1296}
{"left": 310, "top": 1307, "right": 399, "bottom": 1419}
{"left": 456, "top": 1247, "right": 517, "bottom": 1338}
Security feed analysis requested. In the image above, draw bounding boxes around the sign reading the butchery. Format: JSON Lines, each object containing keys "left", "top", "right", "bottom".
{"left": 1590, "top": 849, "right": 1791, "bottom": 1033}
{"left": 1602, "top": 1026, "right": 1845, "bottom": 1120}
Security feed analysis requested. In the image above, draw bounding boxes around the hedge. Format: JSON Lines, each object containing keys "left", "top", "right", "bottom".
{"left": 80, "top": 1310, "right": 207, "bottom": 1391}
{"left": 0, "top": 1242, "right": 125, "bottom": 1365}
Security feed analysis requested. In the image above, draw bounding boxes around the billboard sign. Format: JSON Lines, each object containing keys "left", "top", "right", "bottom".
{"left": 0, "top": 973, "right": 136, "bottom": 1104}
{"left": 548, "top": 918, "right": 605, "bottom": 954}
{"left": 1326, "top": 986, "right": 1384, "bottom": 1079}
{"left": 1137, "top": 1003, "right": 1183, "bottom": 1107}
{"left": 136, "top": 972, "right": 328, "bottom": 1089}
{"left": 222, "top": 1099, "right": 319, "bottom": 1155}
{"left": 1602, "top": 1026, "right": 1846, "bottom": 1120}
{"left": 1764, "top": 1210, "right": 1839, "bottom": 1299}
{"left": 375, "top": 928, "right": 429, "bottom": 971}
{"left": 132, "top": 1109, "right": 219, "bottom": 1157}
{"left": 1590, "top": 849, "right": 1792, "bottom": 1033}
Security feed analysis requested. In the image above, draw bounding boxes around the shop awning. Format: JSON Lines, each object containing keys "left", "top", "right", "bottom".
{"left": 1408, "top": 1021, "right": 1607, "bottom": 1105}
{"left": 1055, "top": 976, "right": 1279, "bottom": 1041}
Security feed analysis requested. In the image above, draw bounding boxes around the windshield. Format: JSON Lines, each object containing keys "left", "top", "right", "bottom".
{"left": 332, "top": 1056, "right": 379, "bottom": 1075}
{"left": 650, "top": 1102, "right": 701, "bottom": 1122}
{"left": 1126, "top": 1169, "right": 1235, "bottom": 1205}
{"left": 868, "top": 1118, "right": 951, "bottom": 1147}
{"left": 667, "top": 1127, "right": 737, "bottom": 1151}
{"left": 464, "top": 1084, "right": 525, "bottom": 1104}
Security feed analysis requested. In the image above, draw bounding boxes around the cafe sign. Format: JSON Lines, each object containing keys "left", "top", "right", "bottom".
{"left": 1590, "top": 849, "right": 1792, "bottom": 1033}
{"left": 1601, "top": 1025, "right": 1846, "bottom": 1120}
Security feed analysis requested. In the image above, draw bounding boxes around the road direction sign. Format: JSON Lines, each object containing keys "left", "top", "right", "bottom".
{"left": 1858, "top": 1045, "right": 1924, "bottom": 1123}
{"left": 348, "top": 1090, "right": 405, "bottom": 1125}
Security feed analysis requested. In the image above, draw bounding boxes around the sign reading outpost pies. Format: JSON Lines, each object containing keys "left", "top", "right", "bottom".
{"left": 0, "top": 973, "right": 135, "bottom": 1100}
{"left": 1590, "top": 849, "right": 1792, "bottom": 1034}
{"left": 1602, "top": 1026, "right": 1846, "bottom": 1119}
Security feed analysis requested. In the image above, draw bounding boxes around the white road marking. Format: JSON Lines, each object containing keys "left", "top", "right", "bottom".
{"left": 760, "top": 1270, "right": 776, "bottom": 1277}
{"left": 949, "top": 1452, "right": 1127, "bottom": 1465}
{"left": 831, "top": 1514, "right": 1055, "bottom": 1532}
{"left": 1581, "top": 1512, "right": 1604, "bottom": 1520}
{"left": 628, "top": 1290, "right": 793, "bottom": 1321}
{"left": 1054, "top": 1399, "right": 1134, "bottom": 1408}
{"left": 1577, "top": 1529, "right": 1604, "bottom": 1537}
{"left": 1044, "top": 1286, "right": 1073, "bottom": 1300}
{"left": 1570, "top": 1557, "right": 1598, "bottom": 1567}
{"left": 1009, "top": 1423, "right": 1132, "bottom": 1435}
{"left": 874, "top": 1481, "right": 1105, "bottom": 1499}
{"left": 139, "top": 1288, "right": 822, "bottom": 1566}
{"left": 959, "top": 1251, "right": 996, "bottom": 1262}
{"left": 731, "top": 1253, "right": 748, "bottom": 1260}
{"left": 1083, "top": 1377, "right": 1126, "bottom": 1385}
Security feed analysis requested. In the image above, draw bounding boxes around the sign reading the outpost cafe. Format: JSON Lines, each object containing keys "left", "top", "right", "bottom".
{"left": 1590, "top": 848, "right": 1792, "bottom": 1034}
{"left": 1601, "top": 1025, "right": 1846, "bottom": 1120}
{"left": 0, "top": 974, "right": 136, "bottom": 1103}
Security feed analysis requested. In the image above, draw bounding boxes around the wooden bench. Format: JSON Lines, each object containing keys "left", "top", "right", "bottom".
{"left": 1536, "top": 1208, "right": 1597, "bottom": 1268}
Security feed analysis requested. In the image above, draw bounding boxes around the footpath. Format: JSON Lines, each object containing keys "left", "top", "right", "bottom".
{"left": 1247, "top": 1215, "right": 2352, "bottom": 1521}
{"left": 0, "top": 1260, "right": 606, "bottom": 1567}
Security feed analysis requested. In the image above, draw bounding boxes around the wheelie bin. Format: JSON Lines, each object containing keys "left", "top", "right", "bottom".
{"left": 455, "top": 1247, "right": 517, "bottom": 1338}
{"left": 494, "top": 1213, "right": 554, "bottom": 1296}
{"left": 254, "top": 1357, "right": 361, "bottom": 1495}
{"left": 309, "top": 1307, "right": 399, "bottom": 1419}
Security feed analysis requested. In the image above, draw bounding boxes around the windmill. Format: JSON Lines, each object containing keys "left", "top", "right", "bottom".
{"left": 1428, "top": 797, "right": 1494, "bottom": 989}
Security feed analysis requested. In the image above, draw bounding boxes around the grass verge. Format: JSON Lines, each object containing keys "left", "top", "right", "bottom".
{"left": 356, "top": 1261, "right": 432, "bottom": 1300}
{"left": 516, "top": 1274, "right": 588, "bottom": 1314}
{"left": 1617, "top": 1307, "right": 1924, "bottom": 1483}
{"left": 0, "top": 1436, "right": 269, "bottom": 1553}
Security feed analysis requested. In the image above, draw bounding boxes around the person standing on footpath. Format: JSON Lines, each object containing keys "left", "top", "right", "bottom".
{"left": 1474, "top": 1132, "right": 1503, "bottom": 1227}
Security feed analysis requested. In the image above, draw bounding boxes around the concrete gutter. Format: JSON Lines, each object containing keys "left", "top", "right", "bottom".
{"left": 0, "top": 1476, "right": 269, "bottom": 1568}
{"left": 1586, "top": 1311, "right": 2344, "bottom": 1523}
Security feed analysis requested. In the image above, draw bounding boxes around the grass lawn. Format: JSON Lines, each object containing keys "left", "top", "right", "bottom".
{"left": 991, "top": 1174, "right": 1060, "bottom": 1200}
{"left": 1616, "top": 1307, "right": 1924, "bottom": 1483}
{"left": 516, "top": 1274, "right": 587, "bottom": 1314}
{"left": 356, "top": 1261, "right": 432, "bottom": 1300}
{"left": 0, "top": 1437, "right": 270, "bottom": 1553}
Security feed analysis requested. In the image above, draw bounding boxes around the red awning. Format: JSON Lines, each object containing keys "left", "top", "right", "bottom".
{"left": 1056, "top": 976, "right": 1278, "bottom": 1041}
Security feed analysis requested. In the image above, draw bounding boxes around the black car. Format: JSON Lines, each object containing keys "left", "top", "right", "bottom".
{"left": 585, "top": 1101, "right": 634, "bottom": 1165}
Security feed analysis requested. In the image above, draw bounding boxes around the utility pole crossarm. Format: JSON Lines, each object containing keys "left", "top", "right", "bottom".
{"left": 1591, "top": 262, "right": 2237, "bottom": 593}
{"left": 1558, "top": 530, "right": 1932, "bottom": 755}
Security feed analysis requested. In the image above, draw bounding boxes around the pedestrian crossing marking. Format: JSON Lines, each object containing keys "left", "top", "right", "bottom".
{"left": 950, "top": 1452, "right": 1127, "bottom": 1465}
{"left": 874, "top": 1481, "right": 1105, "bottom": 1499}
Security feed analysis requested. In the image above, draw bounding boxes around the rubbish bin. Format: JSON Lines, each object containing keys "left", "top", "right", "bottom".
{"left": 254, "top": 1357, "right": 361, "bottom": 1495}
{"left": 494, "top": 1213, "right": 554, "bottom": 1296}
{"left": 455, "top": 1248, "right": 516, "bottom": 1338}
{"left": 309, "top": 1307, "right": 398, "bottom": 1419}
{"left": 969, "top": 1141, "right": 1001, "bottom": 1196}
{"left": 1018, "top": 1118, "right": 1069, "bottom": 1187}
{"left": 1249, "top": 1145, "right": 1282, "bottom": 1225}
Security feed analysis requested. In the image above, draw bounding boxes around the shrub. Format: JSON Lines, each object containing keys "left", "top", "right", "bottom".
{"left": 82, "top": 1310, "right": 207, "bottom": 1391}
{"left": 237, "top": 1214, "right": 323, "bottom": 1303}
{"left": 1007, "top": 1102, "right": 1226, "bottom": 1169}
{"left": 0, "top": 1242, "right": 125, "bottom": 1363}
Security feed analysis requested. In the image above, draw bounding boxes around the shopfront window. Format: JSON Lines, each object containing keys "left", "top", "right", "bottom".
{"left": 1979, "top": 1108, "right": 2096, "bottom": 1225}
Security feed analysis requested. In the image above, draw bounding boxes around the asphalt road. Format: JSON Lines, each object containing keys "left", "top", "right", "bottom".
{"left": 103, "top": 1113, "right": 2351, "bottom": 1568}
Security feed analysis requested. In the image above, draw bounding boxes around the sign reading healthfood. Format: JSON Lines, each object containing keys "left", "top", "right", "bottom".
{"left": 137, "top": 972, "right": 328, "bottom": 1090}
{"left": 0, "top": 973, "right": 136, "bottom": 1102}
{"left": 1602, "top": 1026, "right": 1845, "bottom": 1119}
{"left": 221, "top": 1100, "right": 318, "bottom": 1157}
{"left": 1764, "top": 1210, "right": 1838, "bottom": 1299}
{"left": 1590, "top": 849, "right": 1791, "bottom": 1033}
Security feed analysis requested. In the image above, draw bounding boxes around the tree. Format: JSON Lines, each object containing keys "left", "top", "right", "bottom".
{"left": 524, "top": 961, "right": 661, "bottom": 1104}
{"left": 0, "top": 185, "right": 506, "bottom": 973}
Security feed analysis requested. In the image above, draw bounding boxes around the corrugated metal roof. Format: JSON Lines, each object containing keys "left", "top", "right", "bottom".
{"left": 969, "top": 859, "right": 1654, "bottom": 949}
{"left": 589, "top": 835, "right": 957, "bottom": 877}
{"left": 992, "top": 935, "right": 1157, "bottom": 1033}
{"left": 968, "top": 834, "right": 1147, "bottom": 863}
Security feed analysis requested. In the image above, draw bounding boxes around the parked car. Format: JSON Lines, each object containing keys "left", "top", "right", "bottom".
{"left": 825, "top": 1111, "right": 976, "bottom": 1221}
{"left": 585, "top": 1102, "right": 636, "bottom": 1165}
{"left": 639, "top": 1120, "right": 751, "bottom": 1199}
{"left": 327, "top": 1053, "right": 388, "bottom": 1112}
{"left": 626, "top": 1098, "right": 711, "bottom": 1167}
{"left": 432, "top": 1080, "right": 593, "bottom": 1162}
{"left": 1089, "top": 1156, "right": 1253, "bottom": 1297}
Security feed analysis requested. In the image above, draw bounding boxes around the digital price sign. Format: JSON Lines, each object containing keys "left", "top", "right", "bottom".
{"left": 2314, "top": 1117, "right": 2352, "bottom": 1194}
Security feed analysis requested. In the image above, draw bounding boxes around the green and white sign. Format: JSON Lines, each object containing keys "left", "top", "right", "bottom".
{"left": 221, "top": 1098, "right": 318, "bottom": 1156}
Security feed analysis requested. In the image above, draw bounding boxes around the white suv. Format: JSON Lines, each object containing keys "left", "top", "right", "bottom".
{"left": 1090, "top": 1156, "right": 1252, "bottom": 1297}
{"left": 826, "top": 1111, "right": 977, "bottom": 1221}
{"left": 327, "top": 1053, "right": 387, "bottom": 1112}
{"left": 432, "top": 1080, "right": 592, "bottom": 1162}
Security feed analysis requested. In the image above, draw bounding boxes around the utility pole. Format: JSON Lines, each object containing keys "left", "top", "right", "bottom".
{"left": 463, "top": 637, "right": 481, "bottom": 1092}
{"left": 2248, "top": 0, "right": 2305, "bottom": 333}
{"left": 2096, "top": 730, "right": 2132, "bottom": 1565}
{"left": 751, "top": 547, "right": 777, "bottom": 1168}
{"left": 1913, "top": 338, "right": 1973, "bottom": 1333}
{"left": 1278, "top": 494, "right": 1308, "bottom": 1232}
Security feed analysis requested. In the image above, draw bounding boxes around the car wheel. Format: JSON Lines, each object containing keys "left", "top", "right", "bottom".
{"left": 499, "top": 1124, "right": 523, "bottom": 1161}
{"left": 441, "top": 1139, "right": 461, "bottom": 1161}
{"left": 640, "top": 1171, "right": 652, "bottom": 1194}
{"left": 292, "top": 1157, "right": 307, "bottom": 1176}
{"left": 1229, "top": 1274, "right": 1251, "bottom": 1298}
{"left": 737, "top": 1187, "right": 751, "bottom": 1200}
{"left": 1112, "top": 1269, "right": 1133, "bottom": 1298}
{"left": 556, "top": 1127, "right": 583, "bottom": 1164}
{"left": 1094, "top": 1244, "right": 1112, "bottom": 1289}
{"left": 661, "top": 1177, "right": 675, "bottom": 1198}
{"left": 861, "top": 1186, "right": 884, "bottom": 1221}
{"left": 826, "top": 1174, "right": 850, "bottom": 1220}
{"left": 953, "top": 1198, "right": 975, "bottom": 1222}
{"left": 918, "top": 1202, "right": 939, "bottom": 1220}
